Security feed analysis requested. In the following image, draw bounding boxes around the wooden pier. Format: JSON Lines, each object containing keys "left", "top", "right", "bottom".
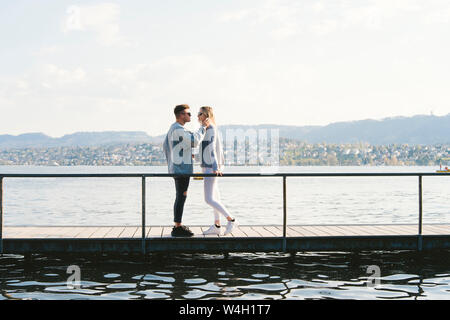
{"left": 1, "top": 172, "right": 449, "bottom": 255}
{"left": 2, "top": 224, "right": 450, "bottom": 254}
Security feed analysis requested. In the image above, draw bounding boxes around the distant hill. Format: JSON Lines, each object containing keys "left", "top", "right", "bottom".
{"left": 219, "top": 114, "right": 450, "bottom": 145}
{"left": 0, "top": 131, "right": 157, "bottom": 149}
{"left": 1, "top": 114, "right": 449, "bottom": 148}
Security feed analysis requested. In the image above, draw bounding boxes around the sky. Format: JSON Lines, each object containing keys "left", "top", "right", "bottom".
{"left": 1, "top": 0, "right": 450, "bottom": 137}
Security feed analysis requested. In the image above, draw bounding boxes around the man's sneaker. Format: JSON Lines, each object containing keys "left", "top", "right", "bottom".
{"left": 203, "top": 224, "right": 221, "bottom": 236}
{"left": 171, "top": 225, "right": 194, "bottom": 237}
{"left": 224, "top": 219, "right": 237, "bottom": 236}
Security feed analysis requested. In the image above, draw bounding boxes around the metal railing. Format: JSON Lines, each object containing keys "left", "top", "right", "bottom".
{"left": 0, "top": 172, "right": 449, "bottom": 253}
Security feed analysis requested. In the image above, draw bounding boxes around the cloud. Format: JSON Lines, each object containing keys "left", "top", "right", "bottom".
{"left": 63, "top": 3, "right": 125, "bottom": 46}
{"left": 43, "top": 64, "right": 86, "bottom": 85}
{"left": 33, "top": 45, "right": 65, "bottom": 56}
{"left": 0, "top": 54, "right": 319, "bottom": 135}
{"left": 422, "top": 5, "right": 450, "bottom": 24}
{"left": 218, "top": 0, "right": 304, "bottom": 38}
{"left": 219, "top": 0, "right": 429, "bottom": 37}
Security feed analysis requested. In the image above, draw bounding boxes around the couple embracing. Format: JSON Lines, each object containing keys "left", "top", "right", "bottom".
{"left": 163, "top": 104, "right": 237, "bottom": 238}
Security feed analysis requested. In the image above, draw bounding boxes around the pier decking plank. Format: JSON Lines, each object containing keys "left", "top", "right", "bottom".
{"left": 74, "top": 227, "right": 99, "bottom": 239}
{"left": 355, "top": 225, "right": 390, "bottom": 235}
{"left": 24, "top": 227, "right": 56, "bottom": 239}
{"left": 104, "top": 227, "right": 126, "bottom": 238}
{"left": 3, "top": 224, "right": 450, "bottom": 253}
{"left": 5, "top": 224, "right": 450, "bottom": 239}
{"left": 318, "top": 225, "right": 348, "bottom": 236}
{"left": 47, "top": 227, "right": 84, "bottom": 238}
{"left": 120, "top": 227, "right": 139, "bottom": 238}
{"left": 436, "top": 225, "right": 450, "bottom": 233}
{"left": 380, "top": 225, "right": 417, "bottom": 235}
{"left": 424, "top": 225, "right": 450, "bottom": 235}
{"left": 230, "top": 226, "right": 247, "bottom": 237}
{"left": 221, "top": 227, "right": 233, "bottom": 238}
{"left": 147, "top": 227, "right": 163, "bottom": 238}
{"left": 161, "top": 227, "right": 172, "bottom": 238}
{"left": 287, "top": 226, "right": 316, "bottom": 237}
{"left": 191, "top": 227, "right": 206, "bottom": 238}
{"left": 238, "top": 226, "right": 260, "bottom": 237}
{"left": 287, "top": 226, "right": 308, "bottom": 237}
{"left": 296, "top": 226, "right": 323, "bottom": 237}
{"left": 308, "top": 226, "right": 340, "bottom": 236}
{"left": 263, "top": 226, "right": 283, "bottom": 237}
{"left": 5, "top": 227, "right": 39, "bottom": 238}
{"left": 333, "top": 225, "right": 370, "bottom": 236}
{"left": 89, "top": 227, "right": 113, "bottom": 239}
{"left": 2, "top": 228, "right": 23, "bottom": 238}
{"left": 133, "top": 227, "right": 144, "bottom": 238}
{"left": 362, "top": 225, "right": 396, "bottom": 235}
{"left": 254, "top": 226, "right": 276, "bottom": 237}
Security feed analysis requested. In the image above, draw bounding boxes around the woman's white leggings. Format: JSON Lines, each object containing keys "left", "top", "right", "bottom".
{"left": 202, "top": 167, "right": 231, "bottom": 222}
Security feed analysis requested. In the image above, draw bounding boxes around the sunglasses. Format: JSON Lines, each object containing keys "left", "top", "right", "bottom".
{"left": 198, "top": 112, "right": 204, "bottom": 116}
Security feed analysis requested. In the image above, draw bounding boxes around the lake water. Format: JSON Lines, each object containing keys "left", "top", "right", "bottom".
{"left": 0, "top": 165, "right": 449, "bottom": 226}
{"left": 1, "top": 165, "right": 450, "bottom": 300}
{"left": 2, "top": 250, "right": 450, "bottom": 300}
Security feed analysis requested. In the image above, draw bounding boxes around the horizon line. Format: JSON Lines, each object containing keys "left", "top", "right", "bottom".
{"left": 1, "top": 112, "right": 449, "bottom": 139}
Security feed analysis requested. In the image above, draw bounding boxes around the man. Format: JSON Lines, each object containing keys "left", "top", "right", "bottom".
{"left": 163, "top": 104, "right": 209, "bottom": 237}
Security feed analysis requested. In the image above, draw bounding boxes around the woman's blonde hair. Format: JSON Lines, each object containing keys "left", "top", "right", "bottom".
{"left": 200, "top": 106, "right": 216, "bottom": 125}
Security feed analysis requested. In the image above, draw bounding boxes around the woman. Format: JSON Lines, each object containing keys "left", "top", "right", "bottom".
{"left": 197, "top": 106, "right": 237, "bottom": 236}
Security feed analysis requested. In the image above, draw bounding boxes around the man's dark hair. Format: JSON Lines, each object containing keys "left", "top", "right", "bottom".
{"left": 174, "top": 104, "right": 190, "bottom": 116}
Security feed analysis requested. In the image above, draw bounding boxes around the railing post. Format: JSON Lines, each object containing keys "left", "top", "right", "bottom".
{"left": 0, "top": 177, "right": 3, "bottom": 255}
{"left": 282, "top": 176, "right": 287, "bottom": 252}
{"left": 142, "top": 176, "right": 146, "bottom": 255}
{"left": 418, "top": 175, "right": 423, "bottom": 251}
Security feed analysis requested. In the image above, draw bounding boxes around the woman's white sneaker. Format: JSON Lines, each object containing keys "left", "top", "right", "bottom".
{"left": 224, "top": 220, "right": 237, "bottom": 236}
{"left": 203, "top": 224, "right": 221, "bottom": 236}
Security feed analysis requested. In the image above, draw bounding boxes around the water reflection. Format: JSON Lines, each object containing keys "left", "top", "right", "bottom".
{"left": 2, "top": 250, "right": 450, "bottom": 300}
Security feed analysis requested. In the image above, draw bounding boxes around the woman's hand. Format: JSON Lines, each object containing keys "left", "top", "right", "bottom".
{"left": 202, "top": 118, "right": 211, "bottom": 128}
{"left": 213, "top": 170, "right": 223, "bottom": 176}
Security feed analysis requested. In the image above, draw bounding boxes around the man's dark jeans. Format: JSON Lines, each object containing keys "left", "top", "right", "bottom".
{"left": 174, "top": 177, "right": 190, "bottom": 224}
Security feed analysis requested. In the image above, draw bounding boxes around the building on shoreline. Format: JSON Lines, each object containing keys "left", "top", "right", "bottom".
{"left": 0, "top": 140, "right": 449, "bottom": 166}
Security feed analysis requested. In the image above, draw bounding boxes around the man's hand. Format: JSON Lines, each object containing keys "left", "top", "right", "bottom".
{"left": 213, "top": 170, "right": 223, "bottom": 176}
